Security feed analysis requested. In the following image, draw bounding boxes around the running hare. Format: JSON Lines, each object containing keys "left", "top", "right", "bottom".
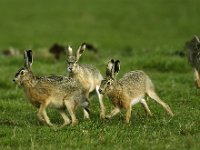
{"left": 99, "top": 59, "right": 174, "bottom": 123}
{"left": 13, "top": 50, "right": 89, "bottom": 127}
{"left": 185, "top": 35, "right": 200, "bottom": 88}
{"left": 66, "top": 43, "right": 105, "bottom": 118}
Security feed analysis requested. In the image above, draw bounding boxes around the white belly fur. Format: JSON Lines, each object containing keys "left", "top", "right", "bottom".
{"left": 131, "top": 96, "right": 143, "bottom": 106}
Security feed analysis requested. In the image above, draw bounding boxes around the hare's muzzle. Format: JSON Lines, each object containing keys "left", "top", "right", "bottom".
{"left": 67, "top": 67, "right": 73, "bottom": 72}
{"left": 98, "top": 89, "right": 102, "bottom": 94}
{"left": 13, "top": 78, "right": 20, "bottom": 85}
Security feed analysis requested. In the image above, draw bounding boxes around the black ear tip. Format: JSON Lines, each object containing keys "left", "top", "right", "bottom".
{"left": 25, "top": 50, "right": 32, "bottom": 56}
{"left": 27, "top": 50, "right": 32, "bottom": 55}
{"left": 26, "top": 50, "right": 32, "bottom": 52}
{"left": 115, "top": 60, "right": 120, "bottom": 63}
{"left": 81, "top": 43, "right": 87, "bottom": 47}
{"left": 67, "top": 45, "right": 73, "bottom": 50}
{"left": 111, "top": 59, "right": 115, "bottom": 63}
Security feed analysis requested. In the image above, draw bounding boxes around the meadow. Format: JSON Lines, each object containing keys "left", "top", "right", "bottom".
{"left": 0, "top": 0, "right": 200, "bottom": 149}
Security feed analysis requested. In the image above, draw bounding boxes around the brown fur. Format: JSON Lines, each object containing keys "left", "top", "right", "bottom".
{"left": 13, "top": 50, "right": 89, "bottom": 127}
{"left": 99, "top": 60, "right": 174, "bottom": 123}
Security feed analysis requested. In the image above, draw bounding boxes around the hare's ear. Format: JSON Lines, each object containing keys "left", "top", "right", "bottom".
{"left": 193, "top": 36, "right": 200, "bottom": 49}
{"left": 194, "top": 35, "right": 200, "bottom": 43}
{"left": 76, "top": 43, "right": 86, "bottom": 60}
{"left": 114, "top": 60, "right": 120, "bottom": 75}
{"left": 66, "top": 46, "right": 73, "bottom": 57}
{"left": 106, "top": 59, "right": 115, "bottom": 78}
{"left": 24, "top": 50, "right": 33, "bottom": 70}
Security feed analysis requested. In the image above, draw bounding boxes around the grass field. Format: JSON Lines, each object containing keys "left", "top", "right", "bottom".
{"left": 0, "top": 0, "right": 200, "bottom": 149}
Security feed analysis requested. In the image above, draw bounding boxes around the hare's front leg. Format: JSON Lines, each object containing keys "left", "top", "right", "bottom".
{"left": 58, "top": 109, "right": 71, "bottom": 128}
{"left": 125, "top": 105, "right": 132, "bottom": 123}
{"left": 140, "top": 99, "right": 153, "bottom": 117}
{"left": 96, "top": 86, "right": 105, "bottom": 119}
{"left": 64, "top": 100, "right": 78, "bottom": 125}
{"left": 105, "top": 107, "right": 120, "bottom": 119}
{"left": 37, "top": 102, "right": 54, "bottom": 126}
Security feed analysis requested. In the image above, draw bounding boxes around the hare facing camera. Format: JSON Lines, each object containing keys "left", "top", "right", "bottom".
{"left": 66, "top": 43, "right": 105, "bottom": 118}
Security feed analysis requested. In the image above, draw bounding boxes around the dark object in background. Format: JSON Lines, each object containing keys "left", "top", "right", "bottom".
{"left": 49, "top": 43, "right": 65, "bottom": 60}
{"left": 185, "top": 36, "right": 200, "bottom": 70}
{"left": 2, "top": 48, "right": 20, "bottom": 56}
{"left": 84, "top": 43, "right": 98, "bottom": 53}
{"left": 173, "top": 50, "right": 185, "bottom": 57}
{"left": 49, "top": 43, "right": 98, "bottom": 60}
{"left": 185, "top": 35, "right": 200, "bottom": 88}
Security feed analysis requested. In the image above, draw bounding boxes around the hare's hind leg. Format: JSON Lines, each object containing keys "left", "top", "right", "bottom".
{"left": 146, "top": 78, "right": 174, "bottom": 116}
{"left": 96, "top": 85, "right": 105, "bottom": 119}
{"left": 81, "top": 98, "right": 90, "bottom": 120}
{"left": 83, "top": 91, "right": 90, "bottom": 119}
{"left": 37, "top": 102, "right": 54, "bottom": 126}
{"left": 146, "top": 89, "right": 174, "bottom": 117}
{"left": 58, "top": 109, "right": 71, "bottom": 127}
{"left": 193, "top": 68, "right": 200, "bottom": 88}
{"left": 140, "top": 99, "right": 153, "bottom": 117}
{"left": 105, "top": 107, "right": 120, "bottom": 119}
{"left": 64, "top": 99, "right": 78, "bottom": 125}
{"left": 83, "top": 109, "right": 90, "bottom": 119}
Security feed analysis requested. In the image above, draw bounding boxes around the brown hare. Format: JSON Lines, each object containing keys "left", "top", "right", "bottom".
{"left": 66, "top": 43, "right": 105, "bottom": 118}
{"left": 99, "top": 59, "right": 174, "bottom": 123}
{"left": 185, "top": 35, "right": 200, "bottom": 88}
{"left": 13, "top": 50, "right": 89, "bottom": 127}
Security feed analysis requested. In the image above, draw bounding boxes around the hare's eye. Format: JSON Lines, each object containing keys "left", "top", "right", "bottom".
{"left": 107, "top": 81, "right": 111, "bottom": 86}
{"left": 20, "top": 71, "right": 24, "bottom": 75}
{"left": 197, "top": 44, "right": 200, "bottom": 49}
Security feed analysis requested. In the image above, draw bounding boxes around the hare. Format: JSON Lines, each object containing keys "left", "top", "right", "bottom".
{"left": 66, "top": 43, "right": 105, "bottom": 118}
{"left": 98, "top": 59, "right": 174, "bottom": 123}
{"left": 185, "top": 35, "right": 200, "bottom": 88}
{"left": 13, "top": 50, "right": 90, "bottom": 127}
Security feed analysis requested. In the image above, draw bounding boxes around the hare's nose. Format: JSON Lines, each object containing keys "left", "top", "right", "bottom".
{"left": 68, "top": 67, "right": 72, "bottom": 71}
{"left": 98, "top": 89, "right": 102, "bottom": 93}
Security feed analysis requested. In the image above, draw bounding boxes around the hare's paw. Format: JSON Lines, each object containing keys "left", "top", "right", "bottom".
{"left": 195, "top": 80, "right": 200, "bottom": 88}
{"left": 50, "top": 125, "right": 59, "bottom": 131}
{"left": 105, "top": 115, "right": 112, "bottom": 119}
{"left": 60, "top": 120, "right": 71, "bottom": 128}
{"left": 71, "top": 120, "right": 78, "bottom": 126}
{"left": 100, "top": 111, "right": 106, "bottom": 119}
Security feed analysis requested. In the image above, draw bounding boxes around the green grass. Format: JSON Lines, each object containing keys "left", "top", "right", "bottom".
{"left": 0, "top": 0, "right": 200, "bottom": 149}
